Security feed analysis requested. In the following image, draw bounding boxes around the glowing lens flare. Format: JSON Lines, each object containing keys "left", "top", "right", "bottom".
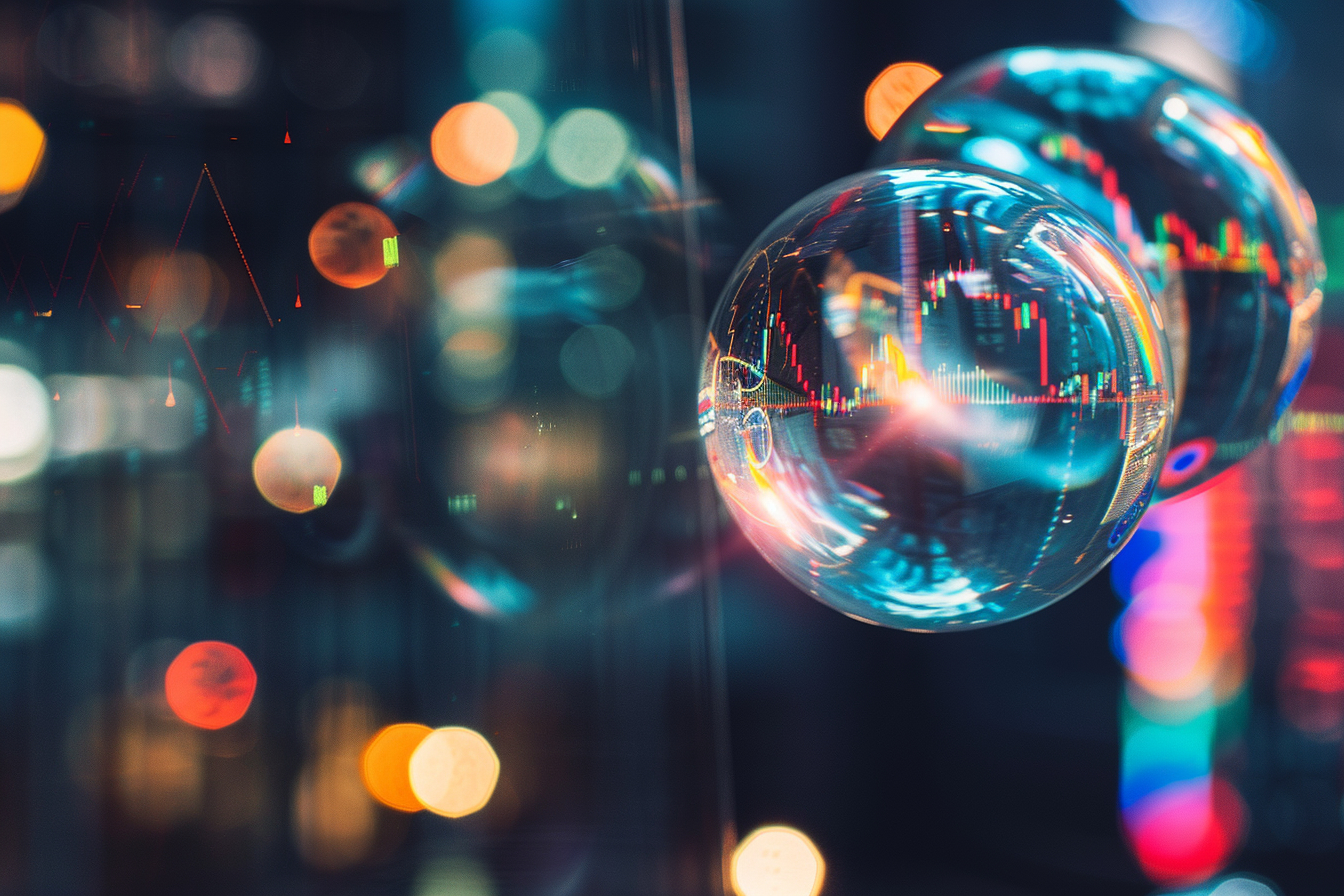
{"left": 864, "top": 62, "right": 941, "bottom": 139}
{"left": 309, "top": 202, "right": 399, "bottom": 289}
{"left": 407, "top": 726, "right": 500, "bottom": 818}
{"left": 163, "top": 640, "right": 257, "bottom": 730}
{"left": 0, "top": 100, "right": 45, "bottom": 210}
{"left": 0, "top": 364, "right": 52, "bottom": 483}
{"left": 431, "top": 101, "right": 518, "bottom": 186}
{"left": 252, "top": 426, "right": 342, "bottom": 514}
{"left": 730, "top": 826, "right": 825, "bottom": 896}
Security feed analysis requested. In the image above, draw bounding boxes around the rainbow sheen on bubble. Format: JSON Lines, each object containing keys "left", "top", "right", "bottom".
{"left": 700, "top": 166, "right": 1173, "bottom": 630}
{"left": 877, "top": 46, "right": 1323, "bottom": 500}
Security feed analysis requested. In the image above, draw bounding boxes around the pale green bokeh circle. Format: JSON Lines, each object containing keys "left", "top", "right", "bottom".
{"left": 466, "top": 29, "right": 544, "bottom": 95}
{"left": 480, "top": 91, "right": 544, "bottom": 169}
{"left": 559, "top": 324, "right": 635, "bottom": 398}
{"left": 545, "top": 108, "right": 631, "bottom": 189}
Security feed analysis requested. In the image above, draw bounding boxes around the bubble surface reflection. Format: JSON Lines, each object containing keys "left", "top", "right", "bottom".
{"left": 701, "top": 166, "right": 1172, "bottom": 630}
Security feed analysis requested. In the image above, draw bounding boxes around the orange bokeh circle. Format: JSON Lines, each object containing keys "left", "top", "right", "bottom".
{"left": 252, "top": 426, "right": 342, "bottom": 514}
{"left": 308, "top": 202, "right": 398, "bottom": 289}
{"left": 431, "top": 102, "right": 518, "bottom": 186}
{"left": 865, "top": 62, "right": 941, "bottom": 140}
{"left": 361, "top": 723, "right": 433, "bottom": 812}
{"left": 164, "top": 640, "right": 257, "bottom": 730}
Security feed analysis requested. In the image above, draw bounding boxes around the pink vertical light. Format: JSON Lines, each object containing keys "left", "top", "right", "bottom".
{"left": 1039, "top": 317, "right": 1049, "bottom": 386}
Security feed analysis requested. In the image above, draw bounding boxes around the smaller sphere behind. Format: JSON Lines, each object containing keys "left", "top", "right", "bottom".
{"left": 701, "top": 166, "right": 1173, "bottom": 630}
{"left": 877, "top": 46, "right": 1324, "bottom": 501}
{"left": 252, "top": 426, "right": 342, "bottom": 513}
{"left": 309, "top": 202, "right": 398, "bottom": 289}
{"left": 164, "top": 640, "right": 257, "bottom": 730}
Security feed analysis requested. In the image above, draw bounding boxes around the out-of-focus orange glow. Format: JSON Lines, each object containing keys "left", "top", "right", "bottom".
{"left": 115, "top": 703, "right": 205, "bottom": 829}
{"left": 164, "top": 641, "right": 257, "bottom": 730}
{"left": 309, "top": 202, "right": 398, "bottom": 289}
{"left": 434, "top": 231, "right": 513, "bottom": 298}
{"left": 451, "top": 409, "right": 604, "bottom": 526}
{"left": 431, "top": 101, "right": 518, "bottom": 186}
{"left": 361, "top": 723, "right": 432, "bottom": 812}
{"left": 864, "top": 62, "right": 940, "bottom": 139}
{"left": 0, "top": 100, "right": 45, "bottom": 210}
{"left": 128, "top": 249, "right": 219, "bottom": 332}
{"left": 731, "top": 825, "right": 826, "bottom": 896}
{"left": 293, "top": 680, "right": 381, "bottom": 870}
{"left": 408, "top": 726, "right": 500, "bottom": 818}
{"left": 252, "top": 426, "right": 342, "bottom": 513}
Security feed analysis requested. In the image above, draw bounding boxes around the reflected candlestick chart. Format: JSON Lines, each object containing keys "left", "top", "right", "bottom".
{"left": 1039, "top": 132, "right": 1284, "bottom": 287}
{"left": 712, "top": 266, "right": 1158, "bottom": 431}
{"left": 702, "top": 239, "right": 1172, "bottom": 568}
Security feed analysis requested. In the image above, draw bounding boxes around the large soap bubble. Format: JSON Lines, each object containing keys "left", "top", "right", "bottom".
{"left": 700, "top": 165, "right": 1173, "bottom": 630}
{"left": 877, "top": 46, "right": 1323, "bottom": 500}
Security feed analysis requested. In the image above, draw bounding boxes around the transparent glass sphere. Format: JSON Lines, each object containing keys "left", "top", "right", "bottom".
{"left": 877, "top": 46, "right": 1324, "bottom": 500}
{"left": 700, "top": 165, "right": 1173, "bottom": 630}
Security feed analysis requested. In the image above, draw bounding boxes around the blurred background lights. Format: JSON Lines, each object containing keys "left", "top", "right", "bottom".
{"left": 444, "top": 326, "right": 513, "bottom": 380}
{"left": 1209, "top": 876, "right": 1280, "bottom": 896}
{"left": 577, "top": 245, "right": 643, "bottom": 310}
{"left": 361, "top": 723, "right": 432, "bottom": 812}
{"left": 47, "top": 375, "right": 197, "bottom": 458}
{"left": 169, "top": 14, "right": 261, "bottom": 102}
{"left": 407, "top": 726, "right": 500, "bottom": 818}
{"left": 559, "top": 325, "right": 635, "bottom": 398}
{"left": 0, "top": 364, "right": 52, "bottom": 483}
{"left": 0, "top": 100, "right": 45, "bottom": 213}
{"left": 545, "top": 108, "right": 631, "bottom": 188}
{"left": 431, "top": 101, "right": 518, "bottom": 186}
{"left": 293, "top": 681, "right": 380, "bottom": 870}
{"left": 407, "top": 541, "right": 535, "bottom": 618}
{"left": 480, "top": 91, "right": 544, "bottom": 169}
{"left": 435, "top": 231, "right": 514, "bottom": 300}
{"left": 1124, "top": 776, "right": 1246, "bottom": 887}
{"left": 1118, "top": 0, "right": 1283, "bottom": 75}
{"left": 252, "top": 426, "right": 342, "bottom": 514}
{"left": 414, "top": 856, "right": 496, "bottom": 896}
{"left": 309, "top": 202, "right": 398, "bottom": 289}
{"left": 864, "top": 62, "right": 940, "bottom": 139}
{"left": 35, "top": 4, "right": 165, "bottom": 97}
{"left": 730, "top": 825, "right": 825, "bottom": 896}
{"left": 355, "top": 138, "right": 424, "bottom": 203}
{"left": 112, "top": 703, "right": 206, "bottom": 829}
{"left": 127, "top": 249, "right": 221, "bottom": 333}
{"left": 0, "top": 543, "right": 50, "bottom": 634}
{"left": 466, "top": 28, "right": 544, "bottom": 94}
{"left": 163, "top": 641, "right": 257, "bottom": 730}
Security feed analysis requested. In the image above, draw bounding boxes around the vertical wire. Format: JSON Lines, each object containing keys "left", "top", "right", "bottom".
{"left": 666, "top": 1, "right": 736, "bottom": 890}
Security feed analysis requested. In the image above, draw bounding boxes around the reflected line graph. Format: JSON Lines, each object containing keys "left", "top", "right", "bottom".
{"left": 148, "top": 163, "right": 273, "bottom": 340}
{"left": 1, "top": 157, "right": 276, "bottom": 435}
